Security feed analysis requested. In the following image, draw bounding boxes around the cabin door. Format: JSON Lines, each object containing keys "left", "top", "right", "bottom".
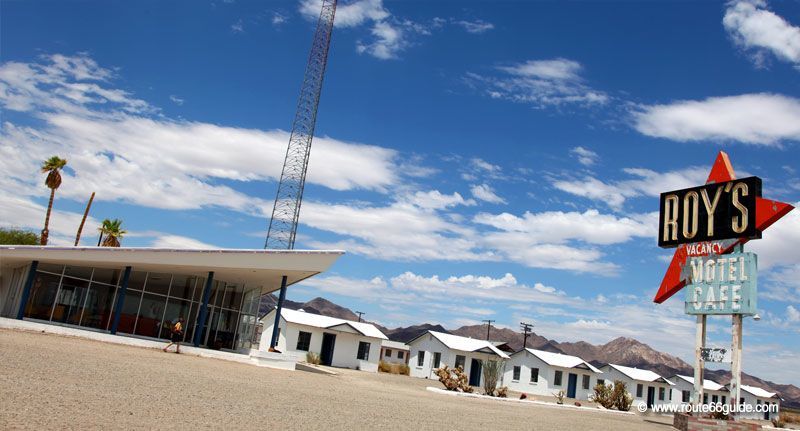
{"left": 320, "top": 332, "right": 336, "bottom": 366}
{"left": 567, "top": 373, "right": 578, "bottom": 398}
{"left": 469, "top": 358, "right": 482, "bottom": 387}
{"left": 647, "top": 386, "right": 656, "bottom": 408}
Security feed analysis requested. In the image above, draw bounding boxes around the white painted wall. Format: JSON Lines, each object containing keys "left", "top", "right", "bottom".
{"left": 737, "top": 390, "right": 780, "bottom": 421}
{"left": 260, "top": 311, "right": 382, "bottom": 372}
{"left": 669, "top": 378, "right": 729, "bottom": 407}
{"left": 601, "top": 366, "right": 673, "bottom": 410}
{"left": 408, "top": 333, "right": 504, "bottom": 388}
{"left": 503, "top": 351, "right": 599, "bottom": 400}
{"left": 380, "top": 347, "right": 409, "bottom": 365}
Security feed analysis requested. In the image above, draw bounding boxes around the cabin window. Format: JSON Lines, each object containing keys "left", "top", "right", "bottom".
{"left": 295, "top": 331, "right": 311, "bottom": 351}
{"left": 357, "top": 342, "right": 371, "bottom": 361}
{"left": 455, "top": 355, "right": 466, "bottom": 369}
{"left": 659, "top": 387, "right": 665, "bottom": 401}
{"left": 703, "top": 393, "right": 708, "bottom": 404}
{"left": 582, "top": 375, "right": 590, "bottom": 390}
{"left": 597, "top": 379, "right": 605, "bottom": 387}
{"left": 385, "top": 349, "right": 392, "bottom": 357}
{"left": 682, "top": 390, "right": 690, "bottom": 403}
{"left": 530, "top": 368, "right": 539, "bottom": 383}
{"left": 433, "top": 352, "right": 441, "bottom": 369}
{"left": 636, "top": 384, "right": 643, "bottom": 398}
{"left": 512, "top": 366, "right": 521, "bottom": 381}
{"left": 398, "top": 351, "right": 404, "bottom": 359}
{"left": 554, "top": 370, "right": 563, "bottom": 386}
{"left": 417, "top": 351, "right": 425, "bottom": 367}
{"left": 721, "top": 396, "right": 726, "bottom": 405}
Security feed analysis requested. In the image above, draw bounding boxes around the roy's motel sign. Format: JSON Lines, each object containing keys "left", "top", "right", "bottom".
{"left": 683, "top": 251, "right": 757, "bottom": 316}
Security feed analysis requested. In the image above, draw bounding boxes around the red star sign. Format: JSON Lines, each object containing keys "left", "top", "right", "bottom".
{"left": 653, "top": 151, "right": 794, "bottom": 303}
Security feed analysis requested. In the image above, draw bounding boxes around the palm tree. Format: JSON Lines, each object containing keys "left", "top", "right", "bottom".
{"left": 40, "top": 156, "right": 68, "bottom": 245}
{"left": 98, "top": 219, "right": 126, "bottom": 247}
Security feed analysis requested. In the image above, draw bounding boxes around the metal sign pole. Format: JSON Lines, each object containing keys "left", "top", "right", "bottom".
{"left": 694, "top": 314, "right": 706, "bottom": 411}
{"left": 730, "top": 314, "right": 743, "bottom": 417}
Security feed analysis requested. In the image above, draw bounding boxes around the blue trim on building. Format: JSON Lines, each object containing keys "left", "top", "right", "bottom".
{"left": 16, "top": 260, "right": 39, "bottom": 320}
{"left": 194, "top": 271, "right": 215, "bottom": 347}
{"left": 110, "top": 266, "right": 132, "bottom": 335}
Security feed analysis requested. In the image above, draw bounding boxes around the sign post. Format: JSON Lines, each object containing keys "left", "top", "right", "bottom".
{"left": 655, "top": 151, "right": 793, "bottom": 420}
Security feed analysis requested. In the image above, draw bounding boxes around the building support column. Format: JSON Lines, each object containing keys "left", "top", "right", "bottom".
{"left": 110, "top": 266, "right": 132, "bottom": 335}
{"left": 730, "top": 314, "right": 743, "bottom": 417}
{"left": 269, "top": 275, "right": 288, "bottom": 351}
{"left": 16, "top": 261, "right": 39, "bottom": 320}
{"left": 693, "top": 314, "right": 707, "bottom": 411}
{"left": 194, "top": 271, "right": 215, "bottom": 347}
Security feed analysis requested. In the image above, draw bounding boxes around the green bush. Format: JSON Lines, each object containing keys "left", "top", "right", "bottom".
{"left": 611, "top": 380, "right": 633, "bottom": 411}
{"left": 482, "top": 359, "right": 505, "bottom": 396}
{"left": 306, "top": 352, "right": 321, "bottom": 365}
{"left": 592, "top": 383, "right": 615, "bottom": 409}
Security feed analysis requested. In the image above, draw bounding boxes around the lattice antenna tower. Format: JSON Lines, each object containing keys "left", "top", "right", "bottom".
{"left": 265, "top": 0, "right": 337, "bottom": 250}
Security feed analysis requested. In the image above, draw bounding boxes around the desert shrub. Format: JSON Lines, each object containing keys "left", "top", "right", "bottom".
{"left": 772, "top": 416, "right": 786, "bottom": 428}
{"left": 592, "top": 383, "right": 615, "bottom": 409}
{"left": 482, "top": 359, "right": 505, "bottom": 396}
{"left": 496, "top": 386, "right": 508, "bottom": 398}
{"left": 710, "top": 406, "right": 729, "bottom": 421}
{"left": 306, "top": 352, "right": 321, "bottom": 365}
{"left": 378, "top": 360, "right": 392, "bottom": 373}
{"left": 398, "top": 363, "right": 410, "bottom": 375}
{"left": 378, "top": 361, "right": 411, "bottom": 375}
{"left": 553, "top": 390, "right": 565, "bottom": 404}
{"left": 435, "top": 365, "right": 473, "bottom": 393}
{"left": 611, "top": 380, "right": 633, "bottom": 411}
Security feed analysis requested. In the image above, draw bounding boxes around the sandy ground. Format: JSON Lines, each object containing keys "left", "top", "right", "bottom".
{"left": 0, "top": 329, "right": 676, "bottom": 430}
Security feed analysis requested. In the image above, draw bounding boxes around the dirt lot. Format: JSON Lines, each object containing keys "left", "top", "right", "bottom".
{"left": 0, "top": 329, "right": 675, "bottom": 430}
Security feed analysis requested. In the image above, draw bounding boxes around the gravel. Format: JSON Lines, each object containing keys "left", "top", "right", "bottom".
{"left": 0, "top": 329, "right": 674, "bottom": 430}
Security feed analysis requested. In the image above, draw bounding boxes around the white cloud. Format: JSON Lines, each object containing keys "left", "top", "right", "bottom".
{"left": 356, "top": 20, "right": 405, "bottom": 60}
{"left": 788, "top": 305, "right": 800, "bottom": 323}
{"left": 570, "top": 146, "right": 598, "bottom": 166}
{"left": 470, "top": 184, "right": 506, "bottom": 204}
{"left": 272, "top": 12, "right": 288, "bottom": 26}
{"left": 231, "top": 19, "right": 244, "bottom": 33}
{"left": 723, "top": 0, "right": 800, "bottom": 69}
{"left": 0, "top": 54, "right": 404, "bottom": 217}
{"left": 748, "top": 202, "right": 800, "bottom": 269}
{"left": 474, "top": 209, "right": 652, "bottom": 274}
{"left": 402, "top": 190, "right": 476, "bottom": 210}
{"left": 633, "top": 93, "right": 800, "bottom": 145}
{"left": 455, "top": 19, "right": 494, "bottom": 34}
{"left": 552, "top": 166, "right": 709, "bottom": 210}
{"left": 300, "top": 0, "right": 389, "bottom": 28}
{"left": 168, "top": 95, "right": 184, "bottom": 106}
{"left": 466, "top": 58, "right": 609, "bottom": 108}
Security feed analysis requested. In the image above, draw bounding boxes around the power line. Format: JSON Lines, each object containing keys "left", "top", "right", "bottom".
{"left": 482, "top": 319, "right": 496, "bottom": 341}
{"left": 356, "top": 311, "right": 365, "bottom": 322}
{"left": 520, "top": 322, "right": 534, "bottom": 349}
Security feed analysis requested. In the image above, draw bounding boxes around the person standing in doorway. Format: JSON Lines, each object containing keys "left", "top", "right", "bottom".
{"left": 163, "top": 317, "right": 184, "bottom": 354}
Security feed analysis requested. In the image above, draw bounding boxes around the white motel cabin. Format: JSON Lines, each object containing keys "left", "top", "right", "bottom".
{"left": 669, "top": 374, "right": 729, "bottom": 407}
{"left": 503, "top": 348, "right": 602, "bottom": 400}
{"left": 380, "top": 339, "right": 410, "bottom": 365}
{"left": 407, "top": 330, "right": 510, "bottom": 387}
{"left": 729, "top": 384, "right": 781, "bottom": 421}
{"left": 600, "top": 364, "right": 674, "bottom": 410}
{"left": 260, "top": 308, "right": 388, "bottom": 372}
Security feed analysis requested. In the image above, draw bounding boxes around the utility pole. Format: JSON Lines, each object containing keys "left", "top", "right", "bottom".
{"left": 356, "top": 311, "right": 364, "bottom": 322}
{"left": 482, "top": 319, "right": 495, "bottom": 341}
{"left": 520, "top": 322, "right": 534, "bottom": 349}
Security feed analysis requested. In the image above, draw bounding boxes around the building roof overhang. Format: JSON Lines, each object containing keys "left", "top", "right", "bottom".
{"left": 0, "top": 246, "right": 344, "bottom": 293}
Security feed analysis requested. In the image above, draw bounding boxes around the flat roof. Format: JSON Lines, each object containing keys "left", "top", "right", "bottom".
{"left": 0, "top": 246, "right": 344, "bottom": 293}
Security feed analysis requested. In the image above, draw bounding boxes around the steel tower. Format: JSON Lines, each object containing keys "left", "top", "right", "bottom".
{"left": 262, "top": 0, "right": 336, "bottom": 351}
{"left": 265, "top": 0, "right": 337, "bottom": 250}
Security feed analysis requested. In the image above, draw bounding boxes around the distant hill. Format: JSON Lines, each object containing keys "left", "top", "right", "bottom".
{"left": 262, "top": 294, "right": 800, "bottom": 408}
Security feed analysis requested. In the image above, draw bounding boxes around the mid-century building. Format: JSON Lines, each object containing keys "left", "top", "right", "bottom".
{"left": 407, "top": 330, "right": 510, "bottom": 387}
{"left": 380, "top": 339, "right": 410, "bottom": 365}
{"left": 504, "top": 348, "right": 602, "bottom": 400}
{"left": 730, "top": 384, "right": 781, "bottom": 421}
{"left": 600, "top": 363, "right": 674, "bottom": 410}
{"left": 260, "top": 307, "right": 388, "bottom": 372}
{"left": 0, "top": 246, "right": 342, "bottom": 352}
{"left": 669, "top": 374, "right": 729, "bottom": 406}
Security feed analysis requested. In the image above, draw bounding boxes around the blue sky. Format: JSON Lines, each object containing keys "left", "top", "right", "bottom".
{"left": 1, "top": 0, "right": 799, "bottom": 385}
